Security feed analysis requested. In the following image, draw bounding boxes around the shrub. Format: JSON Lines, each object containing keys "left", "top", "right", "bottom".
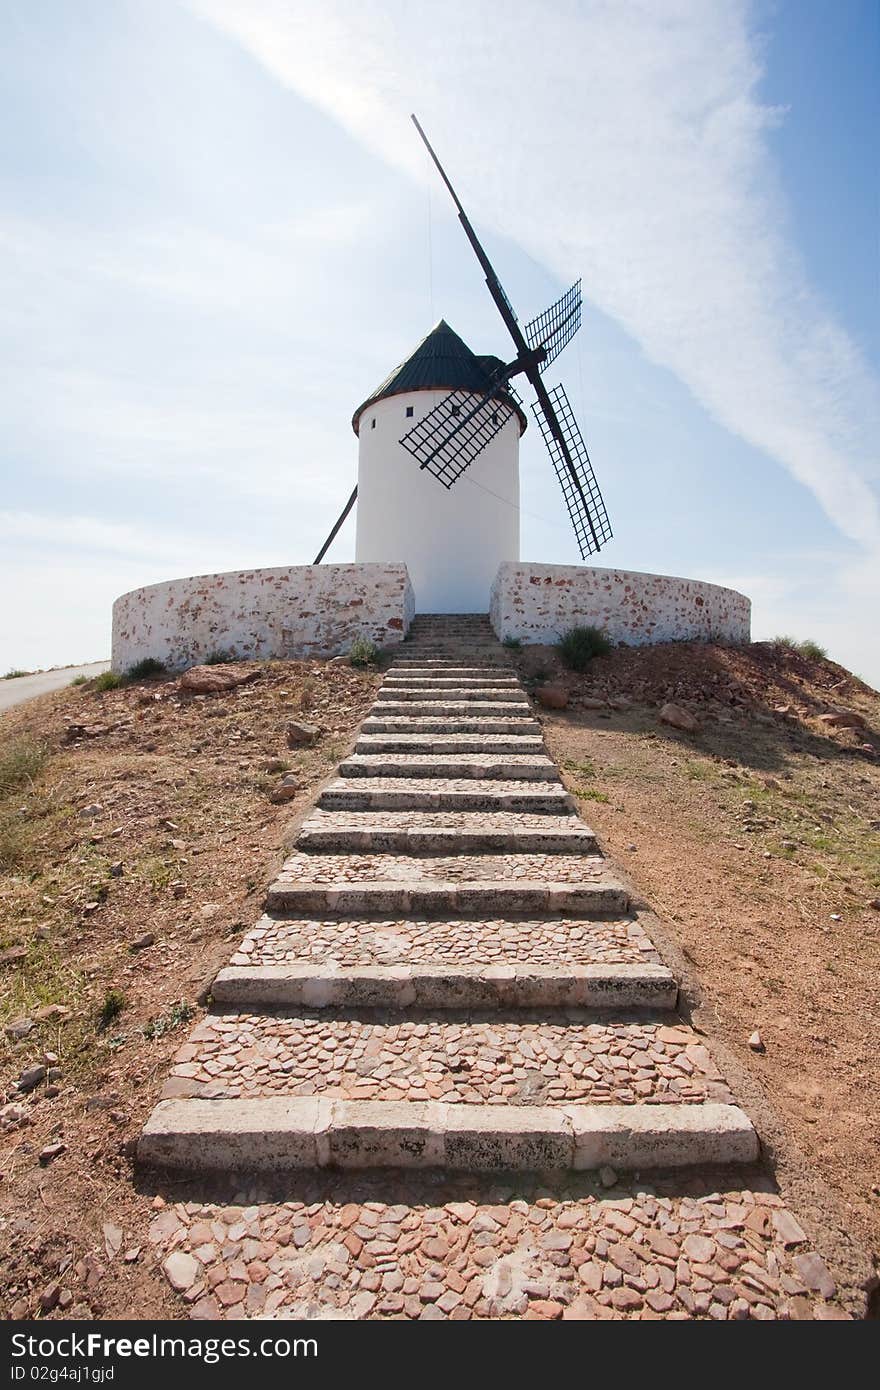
{"left": 96, "top": 987, "right": 126, "bottom": 1032}
{"left": 93, "top": 670, "right": 124, "bottom": 692}
{"left": 126, "top": 657, "right": 166, "bottom": 680}
{"left": 771, "top": 635, "right": 828, "bottom": 661}
{"left": 502, "top": 636, "right": 522, "bottom": 651}
{"left": 557, "top": 626, "right": 612, "bottom": 672}
{"left": 204, "top": 649, "right": 234, "bottom": 665}
{"left": 349, "top": 637, "right": 378, "bottom": 668}
{"left": 0, "top": 736, "right": 47, "bottom": 799}
{"left": 69, "top": 674, "right": 88, "bottom": 686}
{"left": 3, "top": 669, "right": 29, "bottom": 680}
{"left": 798, "top": 639, "right": 828, "bottom": 662}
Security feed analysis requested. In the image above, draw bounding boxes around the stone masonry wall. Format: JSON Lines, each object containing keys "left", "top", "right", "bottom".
{"left": 490, "top": 563, "right": 750, "bottom": 646}
{"left": 111, "top": 563, "right": 415, "bottom": 673}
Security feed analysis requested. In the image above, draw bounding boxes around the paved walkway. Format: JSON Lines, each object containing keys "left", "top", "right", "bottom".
{"left": 140, "top": 615, "right": 848, "bottom": 1319}
{"left": 0, "top": 662, "right": 109, "bottom": 712}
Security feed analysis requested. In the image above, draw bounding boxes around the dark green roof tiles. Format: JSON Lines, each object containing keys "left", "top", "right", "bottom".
{"left": 351, "top": 320, "right": 526, "bottom": 435}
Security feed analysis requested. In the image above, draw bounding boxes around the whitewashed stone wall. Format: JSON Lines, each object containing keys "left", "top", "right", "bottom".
{"left": 112, "top": 563, "right": 414, "bottom": 673}
{"left": 490, "top": 563, "right": 750, "bottom": 646}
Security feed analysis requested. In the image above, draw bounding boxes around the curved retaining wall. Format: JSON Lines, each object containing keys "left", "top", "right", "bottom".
{"left": 490, "top": 562, "right": 750, "bottom": 646}
{"left": 111, "top": 563, "right": 414, "bottom": 673}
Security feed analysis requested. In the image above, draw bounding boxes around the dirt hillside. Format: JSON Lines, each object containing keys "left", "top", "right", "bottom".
{"left": 511, "top": 638, "right": 879, "bottom": 1289}
{"left": 1, "top": 639, "right": 877, "bottom": 1318}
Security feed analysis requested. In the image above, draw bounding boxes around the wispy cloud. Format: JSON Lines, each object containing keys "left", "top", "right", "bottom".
{"left": 192, "top": 0, "right": 880, "bottom": 553}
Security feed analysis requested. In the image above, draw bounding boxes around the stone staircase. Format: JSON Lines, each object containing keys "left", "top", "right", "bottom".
{"left": 139, "top": 614, "right": 849, "bottom": 1319}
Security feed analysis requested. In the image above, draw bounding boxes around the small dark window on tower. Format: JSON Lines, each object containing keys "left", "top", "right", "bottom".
{"left": 492, "top": 411, "right": 499, "bottom": 425}
{"left": 406, "top": 405, "right": 414, "bottom": 417}
{"left": 451, "top": 403, "right": 461, "bottom": 416}
{"left": 371, "top": 418, "right": 376, "bottom": 429}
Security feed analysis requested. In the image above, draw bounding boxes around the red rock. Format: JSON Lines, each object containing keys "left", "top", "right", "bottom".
{"left": 179, "top": 664, "right": 261, "bottom": 694}
{"left": 536, "top": 683, "right": 569, "bottom": 710}
{"left": 659, "top": 702, "right": 700, "bottom": 733}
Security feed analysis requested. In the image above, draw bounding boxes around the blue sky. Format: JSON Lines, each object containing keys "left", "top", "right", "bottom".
{"left": 1, "top": 0, "right": 878, "bottom": 681}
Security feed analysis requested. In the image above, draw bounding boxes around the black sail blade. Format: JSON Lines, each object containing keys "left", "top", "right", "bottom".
{"left": 530, "top": 385, "right": 612, "bottom": 558}
{"left": 525, "top": 280, "right": 582, "bottom": 371}
{"left": 399, "top": 385, "right": 521, "bottom": 488}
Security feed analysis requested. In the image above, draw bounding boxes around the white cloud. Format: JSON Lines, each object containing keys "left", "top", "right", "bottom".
{"left": 191, "top": 0, "right": 880, "bottom": 558}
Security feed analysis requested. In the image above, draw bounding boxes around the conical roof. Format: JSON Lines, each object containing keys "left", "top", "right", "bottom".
{"left": 351, "top": 320, "right": 527, "bottom": 435}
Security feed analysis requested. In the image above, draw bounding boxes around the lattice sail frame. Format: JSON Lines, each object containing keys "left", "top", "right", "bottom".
{"left": 525, "top": 280, "right": 582, "bottom": 371}
{"left": 531, "top": 384, "right": 613, "bottom": 559}
{"left": 399, "top": 385, "right": 522, "bottom": 488}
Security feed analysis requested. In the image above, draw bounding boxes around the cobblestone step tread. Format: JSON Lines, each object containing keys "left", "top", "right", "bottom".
{"left": 318, "top": 778, "right": 573, "bottom": 812}
{"left": 361, "top": 719, "right": 541, "bottom": 735}
{"left": 355, "top": 735, "right": 546, "bottom": 753}
{"left": 296, "top": 810, "right": 595, "bottom": 855}
{"left": 230, "top": 914, "right": 664, "bottom": 970}
{"left": 340, "top": 754, "right": 559, "bottom": 779}
{"left": 162, "top": 1013, "right": 733, "bottom": 1109}
{"left": 266, "top": 853, "right": 629, "bottom": 916}
{"left": 144, "top": 1179, "right": 842, "bottom": 1321}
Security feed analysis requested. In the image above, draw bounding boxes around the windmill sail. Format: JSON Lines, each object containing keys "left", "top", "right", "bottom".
{"left": 525, "top": 280, "right": 582, "bottom": 371}
{"left": 530, "top": 385, "right": 612, "bottom": 558}
{"left": 400, "top": 385, "right": 522, "bottom": 488}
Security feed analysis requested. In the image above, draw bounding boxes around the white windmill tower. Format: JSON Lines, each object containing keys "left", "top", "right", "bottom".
{"left": 352, "top": 320, "right": 526, "bottom": 612}
{"left": 313, "top": 116, "right": 611, "bottom": 612}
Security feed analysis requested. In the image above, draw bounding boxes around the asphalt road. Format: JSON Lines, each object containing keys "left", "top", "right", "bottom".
{"left": 0, "top": 662, "right": 110, "bottom": 713}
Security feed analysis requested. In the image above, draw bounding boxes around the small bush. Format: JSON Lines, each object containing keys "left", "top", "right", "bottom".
{"left": 3, "top": 669, "right": 29, "bottom": 680}
{"left": 798, "top": 639, "right": 828, "bottom": 662}
{"left": 126, "top": 657, "right": 166, "bottom": 680}
{"left": 349, "top": 637, "right": 378, "bottom": 668}
{"left": 142, "top": 1000, "right": 195, "bottom": 1040}
{"left": 772, "top": 635, "right": 828, "bottom": 661}
{"left": 557, "top": 626, "right": 612, "bottom": 672}
{"left": 93, "top": 670, "right": 124, "bottom": 692}
{"left": 96, "top": 987, "right": 126, "bottom": 1032}
{"left": 0, "top": 736, "right": 47, "bottom": 799}
{"left": 204, "top": 649, "right": 234, "bottom": 665}
{"left": 502, "top": 636, "right": 522, "bottom": 651}
{"left": 69, "top": 674, "right": 88, "bottom": 686}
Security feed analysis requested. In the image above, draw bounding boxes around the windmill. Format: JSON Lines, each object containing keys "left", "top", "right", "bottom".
{"left": 314, "top": 114, "right": 611, "bottom": 565}
{"left": 400, "top": 115, "right": 611, "bottom": 560}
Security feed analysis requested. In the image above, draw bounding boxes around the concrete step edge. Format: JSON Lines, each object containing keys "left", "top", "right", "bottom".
{"left": 139, "top": 1098, "right": 758, "bottom": 1172}
{"left": 211, "top": 960, "right": 677, "bottom": 1009}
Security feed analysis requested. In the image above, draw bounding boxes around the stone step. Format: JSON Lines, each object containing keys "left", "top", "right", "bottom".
{"left": 159, "top": 1012, "right": 736, "bottom": 1108}
{"left": 296, "top": 810, "right": 595, "bottom": 855}
{"left": 370, "top": 701, "right": 531, "bottom": 718}
{"left": 387, "top": 666, "right": 512, "bottom": 678}
{"left": 339, "top": 753, "right": 559, "bottom": 779}
{"left": 212, "top": 961, "right": 676, "bottom": 1010}
{"left": 266, "top": 853, "right": 629, "bottom": 916}
{"left": 382, "top": 675, "right": 521, "bottom": 689}
{"left": 318, "top": 778, "right": 573, "bottom": 813}
{"left": 361, "top": 717, "right": 541, "bottom": 735}
{"left": 376, "top": 687, "right": 527, "bottom": 704}
{"left": 229, "top": 913, "right": 666, "bottom": 972}
{"left": 355, "top": 734, "right": 547, "bottom": 754}
{"left": 141, "top": 1095, "right": 756, "bottom": 1173}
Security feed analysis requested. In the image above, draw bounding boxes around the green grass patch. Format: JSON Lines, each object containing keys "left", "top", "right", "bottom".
{"left": 0, "top": 735, "right": 47, "bottom": 798}
{"left": 69, "top": 674, "right": 88, "bottom": 686}
{"left": 93, "top": 670, "right": 124, "bottom": 692}
{"left": 557, "top": 626, "right": 612, "bottom": 672}
{"left": 3, "top": 669, "right": 30, "bottom": 680}
{"left": 349, "top": 637, "right": 378, "bottom": 668}
{"left": 96, "top": 988, "right": 126, "bottom": 1032}
{"left": 575, "top": 787, "right": 611, "bottom": 804}
{"left": 126, "top": 657, "right": 166, "bottom": 679}
{"left": 502, "top": 636, "right": 522, "bottom": 650}
{"left": 142, "top": 1000, "right": 195, "bottom": 1040}
{"left": 204, "top": 649, "right": 234, "bottom": 665}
